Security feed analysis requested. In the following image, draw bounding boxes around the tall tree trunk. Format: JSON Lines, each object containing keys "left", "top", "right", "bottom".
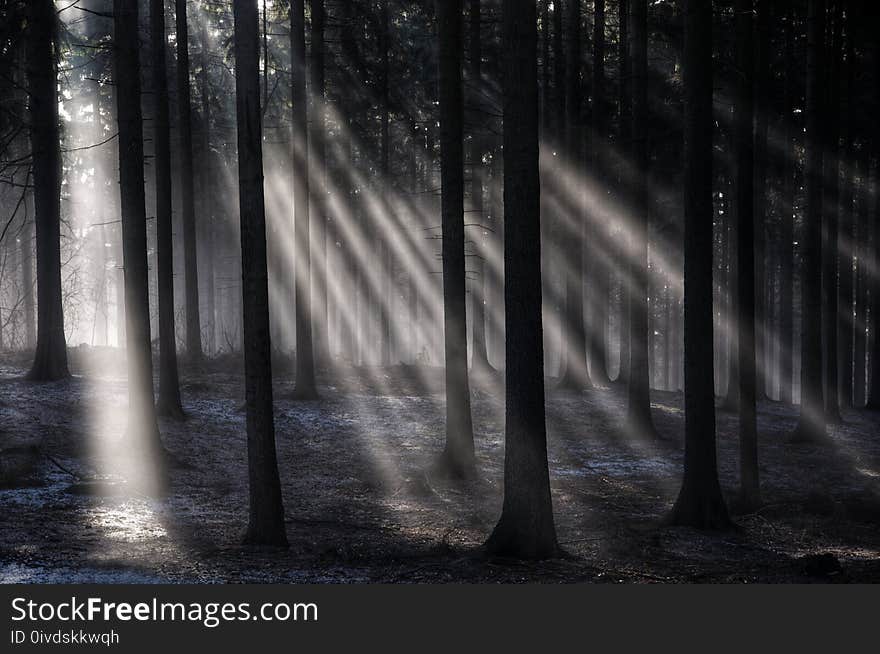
{"left": 822, "top": 1, "right": 843, "bottom": 423}
{"left": 626, "top": 0, "right": 657, "bottom": 438}
{"left": 671, "top": 0, "right": 730, "bottom": 529}
{"left": 434, "top": 0, "right": 476, "bottom": 478}
{"left": 311, "top": 0, "right": 329, "bottom": 367}
{"left": 838, "top": 7, "right": 855, "bottom": 409}
{"left": 469, "top": 0, "right": 491, "bottom": 370}
{"left": 232, "top": 0, "right": 288, "bottom": 547}
{"left": 854, "top": 154, "right": 869, "bottom": 407}
{"left": 26, "top": 0, "right": 69, "bottom": 381}
{"left": 793, "top": 0, "right": 827, "bottom": 442}
{"left": 176, "top": 0, "right": 202, "bottom": 362}
{"left": 779, "top": 5, "right": 796, "bottom": 405}
{"left": 753, "top": 0, "right": 770, "bottom": 401}
{"left": 734, "top": 0, "right": 759, "bottom": 508}
{"left": 291, "top": 0, "right": 317, "bottom": 399}
{"left": 113, "top": 0, "right": 163, "bottom": 490}
{"left": 21, "top": 213, "right": 35, "bottom": 351}
{"left": 616, "top": 0, "right": 630, "bottom": 386}
{"left": 867, "top": 20, "right": 880, "bottom": 410}
{"left": 378, "top": 0, "right": 393, "bottom": 367}
{"left": 588, "top": 0, "right": 612, "bottom": 385}
{"left": 486, "top": 0, "right": 559, "bottom": 559}
{"left": 198, "top": 20, "right": 216, "bottom": 356}
{"left": 558, "top": 0, "right": 591, "bottom": 390}
{"left": 151, "top": 0, "right": 184, "bottom": 419}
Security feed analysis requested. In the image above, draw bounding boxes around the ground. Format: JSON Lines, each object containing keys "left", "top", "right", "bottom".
{"left": 1, "top": 346, "right": 878, "bottom": 583}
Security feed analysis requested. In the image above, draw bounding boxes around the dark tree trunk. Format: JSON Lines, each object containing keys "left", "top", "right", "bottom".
{"left": 670, "top": 0, "right": 730, "bottom": 529}
{"left": 558, "top": 0, "right": 591, "bottom": 390}
{"left": 311, "top": 0, "right": 329, "bottom": 367}
{"left": 822, "top": 1, "right": 843, "bottom": 423}
{"left": 113, "top": 0, "right": 163, "bottom": 490}
{"left": 378, "top": 0, "right": 393, "bottom": 367}
{"left": 435, "top": 0, "right": 476, "bottom": 478}
{"left": 469, "top": 0, "right": 491, "bottom": 371}
{"left": 151, "top": 0, "right": 184, "bottom": 419}
{"left": 734, "top": 0, "right": 760, "bottom": 508}
{"left": 867, "top": 21, "right": 880, "bottom": 410}
{"left": 753, "top": 0, "right": 770, "bottom": 401}
{"left": 26, "top": 0, "right": 69, "bottom": 381}
{"left": 176, "top": 0, "right": 202, "bottom": 362}
{"left": 626, "top": 0, "right": 657, "bottom": 438}
{"left": 838, "top": 8, "right": 855, "bottom": 409}
{"left": 616, "top": 0, "right": 630, "bottom": 386}
{"left": 198, "top": 20, "right": 216, "bottom": 356}
{"left": 778, "top": 6, "right": 796, "bottom": 406}
{"left": 232, "top": 0, "right": 288, "bottom": 547}
{"left": 21, "top": 213, "right": 36, "bottom": 351}
{"left": 854, "top": 153, "right": 869, "bottom": 407}
{"left": 793, "top": 0, "right": 827, "bottom": 442}
{"left": 588, "top": 0, "right": 612, "bottom": 386}
{"left": 291, "top": 0, "right": 317, "bottom": 399}
{"left": 486, "top": 0, "right": 559, "bottom": 559}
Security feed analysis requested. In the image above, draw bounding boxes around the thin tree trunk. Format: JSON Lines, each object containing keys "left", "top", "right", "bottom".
{"left": 26, "top": 0, "right": 69, "bottom": 381}
{"left": 232, "top": 0, "right": 287, "bottom": 547}
{"left": 779, "top": 6, "right": 796, "bottom": 405}
{"left": 734, "top": 0, "right": 759, "bottom": 508}
{"left": 435, "top": 0, "right": 476, "bottom": 478}
{"left": 626, "top": 0, "right": 657, "bottom": 438}
{"left": 311, "top": 0, "right": 329, "bottom": 367}
{"left": 616, "top": 0, "right": 630, "bottom": 386}
{"left": 291, "top": 0, "right": 317, "bottom": 399}
{"left": 793, "top": 0, "right": 827, "bottom": 442}
{"left": 486, "top": 0, "right": 559, "bottom": 559}
{"left": 151, "top": 0, "right": 184, "bottom": 419}
{"left": 176, "top": 0, "right": 202, "bottom": 362}
{"left": 113, "top": 0, "right": 164, "bottom": 490}
{"left": 753, "top": 0, "right": 770, "bottom": 401}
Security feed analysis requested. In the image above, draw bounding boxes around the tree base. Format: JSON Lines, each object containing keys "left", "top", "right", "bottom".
{"left": 291, "top": 385, "right": 320, "bottom": 401}
{"left": 243, "top": 526, "right": 289, "bottom": 548}
{"left": 484, "top": 517, "right": 561, "bottom": 560}
{"left": 429, "top": 448, "right": 476, "bottom": 481}
{"left": 156, "top": 398, "right": 187, "bottom": 421}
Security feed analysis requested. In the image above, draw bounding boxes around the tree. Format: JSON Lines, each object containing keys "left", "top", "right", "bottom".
{"left": 734, "top": 0, "right": 760, "bottom": 508}
{"left": 176, "top": 0, "right": 202, "bottom": 362}
{"left": 311, "top": 0, "right": 329, "bottom": 367}
{"left": 866, "top": 8, "right": 880, "bottom": 411}
{"left": 232, "top": 0, "right": 288, "bottom": 546}
{"left": 113, "top": 0, "right": 164, "bottom": 489}
{"left": 486, "top": 0, "right": 559, "bottom": 559}
{"left": 792, "top": 0, "right": 827, "bottom": 442}
{"left": 434, "top": 0, "right": 476, "bottom": 478}
{"left": 669, "top": 0, "right": 731, "bottom": 530}
{"left": 25, "top": 0, "right": 69, "bottom": 381}
{"left": 291, "top": 0, "right": 318, "bottom": 400}
{"left": 151, "top": 0, "right": 184, "bottom": 419}
{"left": 625, "top": 0, "right": 658, "bottom": 439}
{"left": 616, "top": 0, "right": 631, "bottom": 387}
{"left": 558, "top": 0, "right": 591, "bottom": 391}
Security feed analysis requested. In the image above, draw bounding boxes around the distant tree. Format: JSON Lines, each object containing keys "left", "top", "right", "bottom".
{"left": 176, "top": 0, "right": 202, "bottom": 362}
{"left": 486, "top": 0, "right": 559, "bottom": 559}
{"left": 232, "top": 0, "right": 288, "bottom": 546}
{"left": 151, "top": 0, "right": 184, "bottom": 419}
{"left": 434, "top": 0, "right": 476, "bottom": 478}
{"left": 291, "top": 0, "right": 318, "bottom": 400}
{"left": 866, "top": 7, "right": 880, "bottom": 411}
{"left": 734, "top": 0, "right": 760, "bottom": 508}
{"left": 625, "top": 0, "right": 658, "bottom": 439}
{"left": 616, "top": 0, "right": 631, "bottom": 387}
{"left": 25, "top": 0, "right": 69, "bottom": 381}
{"left": 311, "top": 0, "right": 330, "bottom": 367}
{"left": 792, "top": 0, "right": 827, "bottom": 442}
{"left": 113, "top": 0, "right": 164, "bottom": 484}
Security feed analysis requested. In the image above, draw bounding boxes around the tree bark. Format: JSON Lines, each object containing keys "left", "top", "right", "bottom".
{"left": 434, "top": 0, "right": 476, "bottom": 478}
{"left": 486, "top": 0, "right": 559, "bottom": 559}
{"left": 151, "top": 0, "right": 184, "bottom": 419}
{"left": 25, "top": 0, "right": 69, "bottom": 381}
{"left": 176, "top": 0, "right": 202, "bottom": 362}
{"left": 232, "top": 0, "right": 288, "bottom": 547}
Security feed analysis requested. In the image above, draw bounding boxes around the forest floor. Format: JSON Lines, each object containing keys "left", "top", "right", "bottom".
{"left": 1, "top": 346, "right": 879, "bottom": 583}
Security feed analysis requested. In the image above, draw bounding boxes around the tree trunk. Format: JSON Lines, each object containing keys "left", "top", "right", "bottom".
{"left": 486, "top": 0, "right": 559, "bottom": 559}
{"left": 822, "top": 1, "right": 843, "bottom": 423}
{"left": 113, "top": 0, "right": 163, "bottom": 491}
{"left": 838, "top": 8, "right": 855, "bottom": 409}
{"left": 626, "top": 0, "right": 657, "bottom": 438}
{"left": 176, "top": 0, "right": 202, "bottom": 362}
{"left": 151, "top": 0, "right": 184, "bottom": 419}
{"left": 734, "top": 0, "right": 759, "bottom": 508}
{"left": 232, "top": 0, "right": 288, "bottom": 547}
{"left": 616, "top": 0, "right": 631, "bottom": 386}
{"left": 311, "top": 0, "right": 329, "bottom": 367}
{"left": 779, "top": 5, "right": 796, "bottom": 405}
{"left": 670, "top": 0, "right": 730, "bottom": 529}
{"left": 558, "top": 0, "right": 591, "bottom": 390}
{"left": 26, "top": 0, "right": 69, "bottom": 381}
{"left": 792, "top": 0, "right": 827, "bottom": 442}
{"left": 866, "top": 20, "right": 880, "bottom": 410}
{"left": 434, "top": 0, "right": 476, "bottom": 478}
{"left": 753, "top": 0, "right": 770, "bottom": 401}
{"left": 291, "top": 0, "right": 317, "bottom": 399}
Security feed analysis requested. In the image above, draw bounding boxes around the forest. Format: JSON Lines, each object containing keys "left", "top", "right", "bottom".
{"left": 0, "top": 0, "right": 878, "bottom": 584}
